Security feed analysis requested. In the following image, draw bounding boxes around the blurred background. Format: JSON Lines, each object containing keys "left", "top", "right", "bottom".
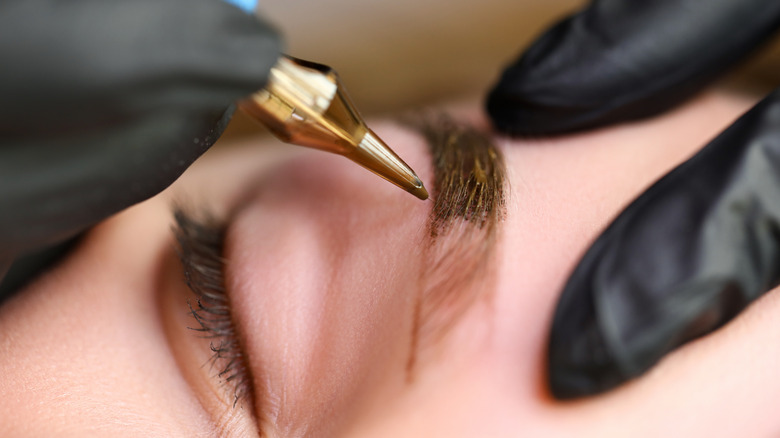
{"left": 261, "top": 0, "right": 582, "bottom": 114}
{"left": 226, "top": 0, "right": 780, "bottom": 136}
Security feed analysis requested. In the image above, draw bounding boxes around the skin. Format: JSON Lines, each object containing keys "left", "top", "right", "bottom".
{"left": 1, "top": 90, "right": 778, "bottom": 437}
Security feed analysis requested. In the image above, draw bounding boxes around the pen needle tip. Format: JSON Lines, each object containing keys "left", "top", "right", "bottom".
{"left": 411, "top": 180, "right": 429, "bottom": 200}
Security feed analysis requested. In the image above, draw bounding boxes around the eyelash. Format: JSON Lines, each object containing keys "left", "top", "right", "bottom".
{"left": 173, "top": 209, "right": 252, "bottom": 407}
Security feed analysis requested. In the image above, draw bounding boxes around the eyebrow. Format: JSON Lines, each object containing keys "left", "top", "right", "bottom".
{"left": 402, "top": 113, "right": 507, "bottom": 372}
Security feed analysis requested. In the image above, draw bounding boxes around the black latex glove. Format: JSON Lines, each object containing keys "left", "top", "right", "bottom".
{"left": 0, "top": 0, "right": 282, "bottom": 296}
{"left": 486, "top": 0, "right": 780, "bottom": 399}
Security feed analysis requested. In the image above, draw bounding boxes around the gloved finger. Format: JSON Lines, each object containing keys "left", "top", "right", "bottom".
{"left": 0, "top": 0, "right": 281, "bottom": 260}
{"left": 0, "top": 107, "right": 234, "bottom": 260}
{"left": 486, "top": 0, "right": 780, "bottom": 135}
{"left": 0, "top": 0, "right": 281, "bottom": 136}
{"left": 547, "top": 89, "right": 780, "bottom": 399}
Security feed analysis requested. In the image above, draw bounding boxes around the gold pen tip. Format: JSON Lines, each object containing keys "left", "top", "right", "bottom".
{"left": 244, "top": 56, "right": 428, "bottom": 201}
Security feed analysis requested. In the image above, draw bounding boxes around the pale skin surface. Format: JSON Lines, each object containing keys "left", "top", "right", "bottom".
{"left": 2, "top": 91, "right": 779, "bottom": 437}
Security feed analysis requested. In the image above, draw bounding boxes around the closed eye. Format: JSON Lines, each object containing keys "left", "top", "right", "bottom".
{"left": 173, "top": 208, "right": 253, "bottom": 408}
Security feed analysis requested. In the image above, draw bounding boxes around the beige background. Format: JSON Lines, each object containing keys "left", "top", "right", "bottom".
{"left": 226, "top": 0, "right": 780, "bottom": 136}
{"left": 260, "top": 0, "right": 583, "bottom": 113}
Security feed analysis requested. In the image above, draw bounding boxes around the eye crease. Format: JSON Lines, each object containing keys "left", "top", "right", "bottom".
{"left": 173, "top": 209, "right": 254, "bottom": 408}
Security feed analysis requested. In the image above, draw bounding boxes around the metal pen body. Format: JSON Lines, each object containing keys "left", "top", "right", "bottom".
{"left": 239, "top": 56, "right": 428, "bottom": 201}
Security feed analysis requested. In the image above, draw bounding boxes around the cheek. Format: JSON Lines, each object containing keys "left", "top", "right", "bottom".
{"left": 0, "top": 200, "right": 213, "bottom": 435}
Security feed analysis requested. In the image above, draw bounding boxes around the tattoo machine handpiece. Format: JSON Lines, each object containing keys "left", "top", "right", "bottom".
{"left": 240, "top": 56, "right": 429, "bottom": 200}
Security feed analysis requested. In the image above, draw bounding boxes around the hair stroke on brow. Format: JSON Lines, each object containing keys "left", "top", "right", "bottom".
{"left": 422, "top": 115, "right": 506, "bottom": 237}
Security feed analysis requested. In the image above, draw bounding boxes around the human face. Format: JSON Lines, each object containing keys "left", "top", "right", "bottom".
{"left": 2, "top": 91, "right": 777, "bottom": 437}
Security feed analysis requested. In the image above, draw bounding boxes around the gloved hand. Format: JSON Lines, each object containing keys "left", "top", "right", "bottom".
{"left": 0, "top": 0, "right": 281, "bottom": 295}
{"left": 486, "top": 0, "right": 780, "bottom": 399}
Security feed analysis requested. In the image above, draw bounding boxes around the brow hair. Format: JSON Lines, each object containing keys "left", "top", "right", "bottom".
{"left": 402, "top": 113, "right": 507, "bottom": 373}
